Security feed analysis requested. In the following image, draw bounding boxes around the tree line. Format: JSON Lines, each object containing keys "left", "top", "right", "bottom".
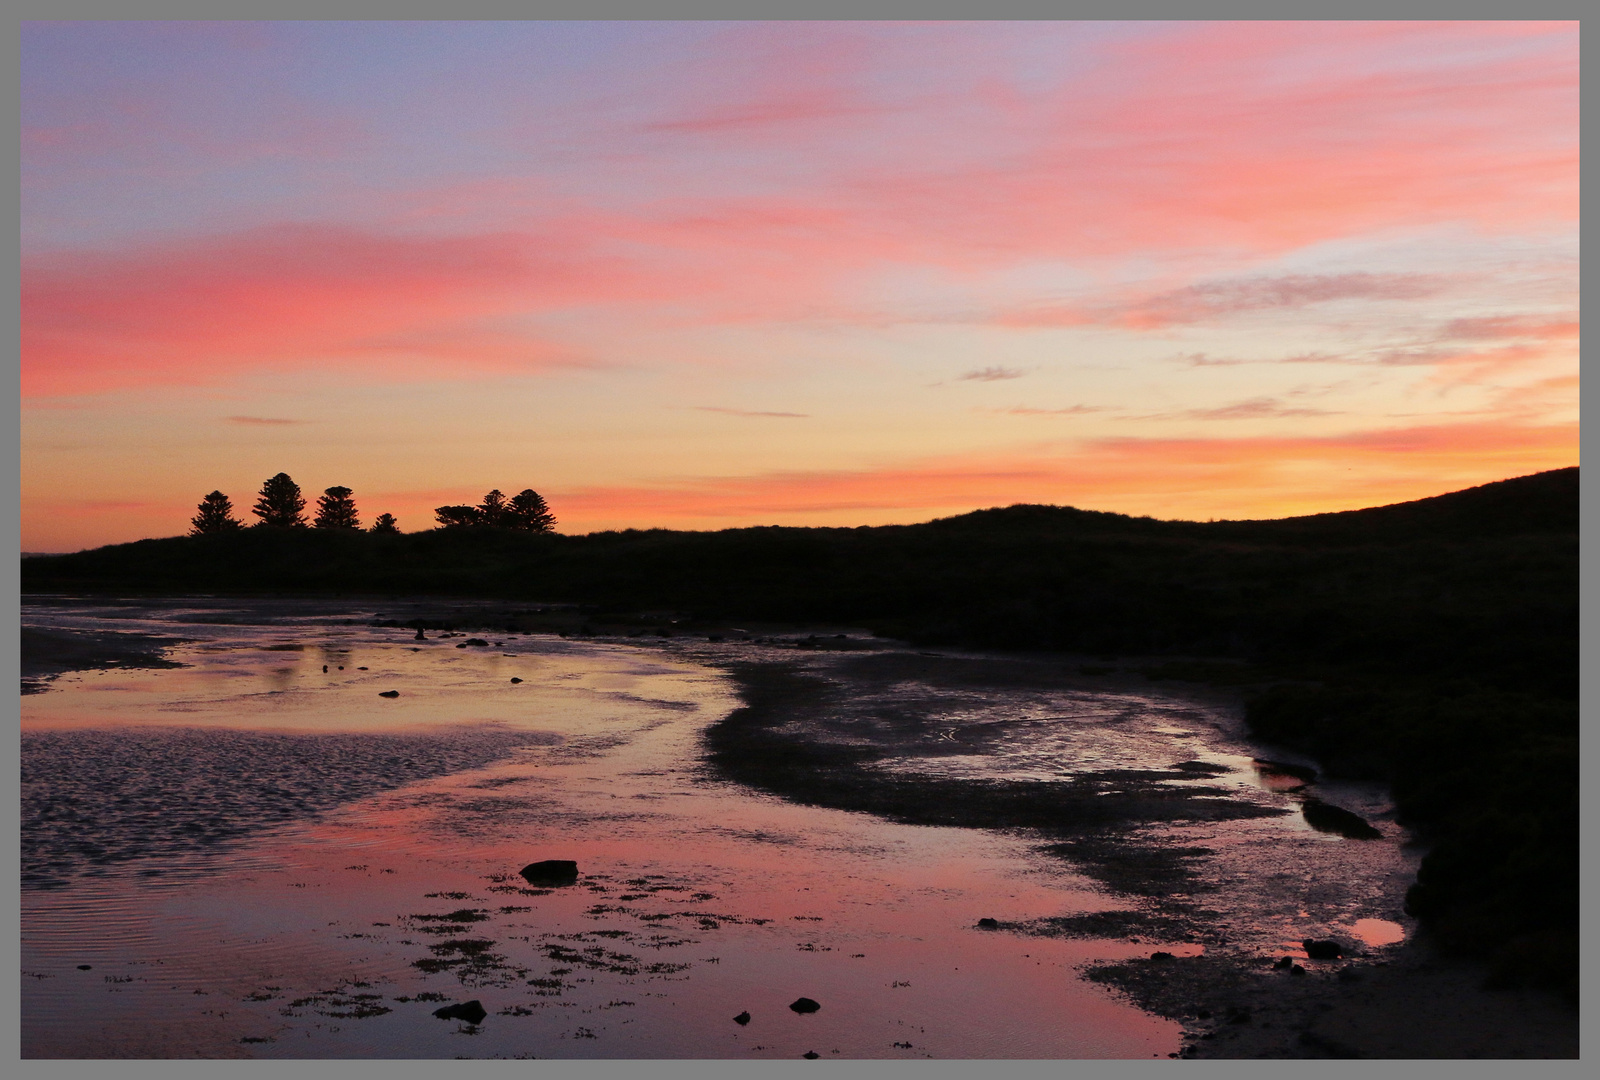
{"left": 190, "top": 473, "right": 555, "bottom": 536}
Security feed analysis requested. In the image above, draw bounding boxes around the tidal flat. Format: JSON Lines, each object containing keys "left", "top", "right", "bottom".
{"left": 19, "top": 597, "right": 1569, "bottom": 1059}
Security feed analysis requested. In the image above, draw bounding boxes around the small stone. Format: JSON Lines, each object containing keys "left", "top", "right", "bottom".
{"left": 733, "top": 1011, "right": 751, "bottom": 1025}
{"left": 1151, "top": 951, "right": 1175, "bottom": 961}
{"left": 1291, "top": 964, "right": 1306, "bottom": 976}
{"left": 790, "top": 997, "right": 821, "bottom": 1014}
{"left": 1273, "top": 956, "right": 1294, "bottom": 970}
{"left": 433, "top": 1000, "right": 487, "bottom": 1024}
{"left": 976, "top": 918, "right": 999, "bottom": 929}
{"left": 77, "top": 965, "right": 91, "bottom": 970}
{"left": 510, "top": 677, "right": 523, "bottom": 684}
{"left": 379, "top": 690, "right": 400, "bottom": 698}
{"left": 520, "top": 860, "right": 579, "bottom": 885}
{"left": 803, "top": 1051, "right": 820, "bottom": 1059}
{"left": 1302, "top": 939, "right": 1344, "bottom": 960}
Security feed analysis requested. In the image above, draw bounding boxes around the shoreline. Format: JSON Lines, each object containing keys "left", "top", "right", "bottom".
{"left": 19, "top": 602, "right": 1578, "bottom": 1058}
{"left": 687, "top": 643, "right": 1578, "bottom": 1060}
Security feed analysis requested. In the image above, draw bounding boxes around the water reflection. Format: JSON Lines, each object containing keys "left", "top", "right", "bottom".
{"left": 20, "top": 598, "right": 1417, "bottom": 1059}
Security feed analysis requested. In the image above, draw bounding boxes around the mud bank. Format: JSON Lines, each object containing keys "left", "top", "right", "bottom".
{"left": 695, "top": 647, "right": 1577, "bottom": 1060}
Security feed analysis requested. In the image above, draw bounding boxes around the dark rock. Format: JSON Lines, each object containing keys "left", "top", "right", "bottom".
{"left": 415, "top": 629, "right": 426, "bottom": 640}
{"left": 1252, "top": 758, "right": 1317, "bottom": 783}
{"left": 803, "top": 1051, "right": 820, "bottom": 1059}
{"left": 1300, "top": 798, "right": 1383, "bottom": 839}
{"left": 464, "top": 639, "right": 490, "bottom": 647}
{"left": 322, "top": 665, "right": 328, "bottom": 673}
{"left": 1273, "top": 956, "right": 1294, "bottom": 970}
{"left": 520, "top": 859, "right": 579, "bottom": 885}
{"left": 1290, "top": 964, "right": 1306, "bottom": 976}
{"left": 433, "top": 1000, "right": 487, "bottom": 1024}
{"left": 510, "top": 677, "right": 523, "bottom": 684}
{"left": 1302, "top": 939, "right": 1344, "bottom": 960}
{"left": 976, "top": 918, "right": 999, "bottom": 929}
{"left": 378, "top": 690, "right": 400, "bottom": 698}
{"left": 1150, "top": 951, "right": 1175, "bottom": 961}
{"left": 77, "top": 965, "right": 91, "bottom": 970}
{"left": 789, "top": 997, "right": 821, "bottom": 1014}
{"left": 733, "top": 1011, "right": 751, "bottom": 1025}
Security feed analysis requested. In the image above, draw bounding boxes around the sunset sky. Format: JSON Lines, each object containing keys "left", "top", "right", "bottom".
{"left": 21, "top": 21, "right": 1578, "bottom": 552}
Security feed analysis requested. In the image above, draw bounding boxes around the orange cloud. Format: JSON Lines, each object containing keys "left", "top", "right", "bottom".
{"left": 546, "top": 419, "right": 1578, "bottom": 529}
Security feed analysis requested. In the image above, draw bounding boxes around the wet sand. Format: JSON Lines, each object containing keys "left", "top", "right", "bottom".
{"left": 18, "top": 596, "right": 1577, "bottom": 1058}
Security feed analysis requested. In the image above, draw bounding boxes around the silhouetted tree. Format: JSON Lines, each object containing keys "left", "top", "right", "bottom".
{"left": 190, "top": 491, "right": 242, "bottom": 535}
{"left": 252, "top": 473, "right": 307, "bottom": 527}
{"left": 313, "top": 486, "right": 361, "bottom": 530}
{"left": 370, "top": 513, "right": 400, "bottom": 534}
{"left": 478, "top": 489, "right": 509, "bottom": 527}
{"left": 434, "top": 505, "right": 482, "bottom": 528}
{"left": 508, "top": 489, "right": 557, "bottom": 533}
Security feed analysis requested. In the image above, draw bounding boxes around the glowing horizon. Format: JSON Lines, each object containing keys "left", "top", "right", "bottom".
{"left": 21, "top": 21, "right": 1578, "bottom": 552}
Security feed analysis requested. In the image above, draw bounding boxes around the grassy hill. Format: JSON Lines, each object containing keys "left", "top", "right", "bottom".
{"left": 23, "top": 466, "right": 1579, "bottom": 994}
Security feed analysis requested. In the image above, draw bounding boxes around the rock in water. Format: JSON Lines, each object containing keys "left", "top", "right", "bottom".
{"left": 789, "top": 997, "right": 821, "bottom": 1014}
{"left": 510, "top": 677, "right": 523, "bottom": 683}
{"left": 378, "top": 690, "right": 400, "bottom": 698}
{"left": 433, "top": 1000, "right": 487, "bottom": 1024}
{"left": 733, "top": 1011, "right": 751, "bottom": 1025}
{"left": 1300, "top": 798, "right": 1383, "bottom": 839}
{"left": 415, "top": 628, "right": 426, "bottom": 640}
{"left": 976, "top": 918, "right": 999, "bottom": 929}
{"left": 520, "top": 859, "right": 579, "bottom": 885}
{"left": 1302, "top": 939, "right": 1344, "bottom": 959}
{"left": 803, "top": 1051, "right": 820, "bottom": 1059}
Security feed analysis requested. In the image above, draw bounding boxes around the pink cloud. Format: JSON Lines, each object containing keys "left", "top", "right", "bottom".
{"left": 20, "top": 224, "right": 648, "bottom": 396}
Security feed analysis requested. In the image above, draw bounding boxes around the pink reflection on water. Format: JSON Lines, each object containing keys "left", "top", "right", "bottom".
{"left": 21, "top": 607, "right": 1182, "bottom": 1059}
{"left": 1350, "top": 919, "right": 1406, "bottom": 948}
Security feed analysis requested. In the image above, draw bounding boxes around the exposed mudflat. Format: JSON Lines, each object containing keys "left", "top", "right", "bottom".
{"left": 19, "top": 596, "right": 1575, "bottom": 1059}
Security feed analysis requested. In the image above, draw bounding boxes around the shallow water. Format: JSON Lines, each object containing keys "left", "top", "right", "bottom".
{"left": 20, "top": 598, "right": 1416, "bottom": 1059}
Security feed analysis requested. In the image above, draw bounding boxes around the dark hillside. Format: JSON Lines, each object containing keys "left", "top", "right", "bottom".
{"left": 22, "top": 467, "right": 1578, "bottom": 993}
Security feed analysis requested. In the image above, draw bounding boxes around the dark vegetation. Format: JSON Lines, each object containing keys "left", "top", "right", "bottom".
{"left": 24, "top": 467, "right": 1577, "bottom": 996}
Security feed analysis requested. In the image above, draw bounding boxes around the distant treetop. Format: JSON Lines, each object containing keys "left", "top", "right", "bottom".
{"left": 190, "top": 490, "right": 242, "bottom": 535}
{"left": 434, "top": 487, "right": 557, "bottom": 532}
{"left": 252, "top": 473, "right": 307, "bottom": 528}
{"left": 313, "top": 486, "right": 361, "bottom": 530}
{"left": 370, "top": 513, "right": 401, "bottom": 534}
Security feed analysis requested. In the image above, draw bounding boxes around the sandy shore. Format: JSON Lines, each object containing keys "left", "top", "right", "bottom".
{"left": 685, "top": 640, "right": 1579, "bottom": 1061}
{"left": 20, "top": 626, "right": 186, "bottom": 693}
{"left": 19, "top": 602, "right": 1577, "bottom": 1058}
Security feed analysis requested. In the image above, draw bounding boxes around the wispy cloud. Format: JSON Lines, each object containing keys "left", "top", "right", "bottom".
{"left": 990, "top": 405, "right": 1104, "bottom": 416}
{"left": 1001, "top": 273, "right": 1452, "bottom": 331}
{"left": 1175, "top": 397, "right": 1337, "bottom": 421}
{"left": 693, "top": 406, "right": 810, "bottom": 418}
{"left": 226, "top": 415, "right": 306, "bottom": 425}
{"left": 959, "top": 366, "right": 1026, "bottom": 382}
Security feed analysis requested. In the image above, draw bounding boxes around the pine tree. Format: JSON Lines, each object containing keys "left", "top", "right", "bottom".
{"left": 190, "top": 491, "right": 242, "bottom": 535}
{"left": 252, "top": 473, "right": 307, "bottom": 527}
{"left": 313, "top": 486, "right": 361, "bottom": 530}
{"left": 507, "top": 489, "right": 557, "bottom": 533}
{"left": 478, "top": 489, "right": 509, "bottom": 527}
{"left": 370, "top": 513, "right": 400, "bottom": 534}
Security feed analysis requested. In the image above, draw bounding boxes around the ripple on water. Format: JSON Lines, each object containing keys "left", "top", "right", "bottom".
{"left": 22, "top": 726, "right": 558, "bottom": 890}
